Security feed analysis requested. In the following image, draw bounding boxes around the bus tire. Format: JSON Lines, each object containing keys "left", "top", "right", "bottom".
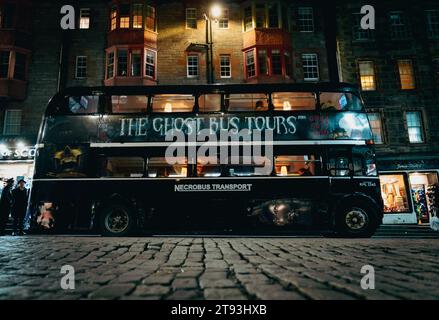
{"left": 334, "top": 200, "right": 379, "bottom": 238}
{"left": 99, "top": 204, "right": 137, "bottom": 237}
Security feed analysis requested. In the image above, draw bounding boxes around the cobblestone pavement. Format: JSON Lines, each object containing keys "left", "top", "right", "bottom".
{"left": 0, "top": 236, "right": 438, "bottom": 300}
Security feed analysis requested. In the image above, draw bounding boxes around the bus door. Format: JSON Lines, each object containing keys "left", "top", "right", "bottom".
{"left": 327, "top": 146, "right": 353, "bottom": 195}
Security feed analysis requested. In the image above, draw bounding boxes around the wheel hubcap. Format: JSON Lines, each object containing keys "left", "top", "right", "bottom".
{"left": 105, "top": 208, "right": 129, "bottom": 234}
{"left": 345, "top": 208, "right": 368, "bottom": 231}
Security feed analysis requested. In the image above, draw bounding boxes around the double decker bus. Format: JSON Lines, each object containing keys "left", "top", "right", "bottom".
{"left": 28, "top": 83, "right": 383, "bottom": 237}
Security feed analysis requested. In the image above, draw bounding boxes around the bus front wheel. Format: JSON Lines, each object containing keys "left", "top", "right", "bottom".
{"left": 99, "top": 204, "right": 136, "bottom": 237}
{"left": 334, "top": 201, "right": 379, "bottom": 238}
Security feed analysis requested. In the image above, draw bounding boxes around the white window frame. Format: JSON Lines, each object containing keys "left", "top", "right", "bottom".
{"left": 186, "top": 8, "right": 197, "bottom": 29}
{"left": 302, "top": 53, "right": 319, "bottom": 81}
{"left": 406, "top": 111, "right": 425, "bottom": 144}
{"left": 79, "top": 8, "right": 91, "bottom": 29}
{"left": 245, "top": 49, "right": 256, "bottom": 78}
{"left": 145, "top": 49, "right": 156, "bottom": 79}
{"left": 298, "top": 7, "right": 314, "bottom": 32}
{"left": 219, "top": 8, "right": 229, "bottom": 29}
{"left": 3, "top": 110, "right": 22, "bottom": 136}
{"left": 358, "top": 60, "right": 376, "bottom": 91}
{"left": 187, "top": 54, "right": 199, "bottom": 78}
{"left": 368, "top": 112, "right": 385, "bottom": 144}
{"left": 75, "top": 56, "right": 87, "bottom": 79}
{"left": 220, "top": 55, "right": 231, "bottom": 78}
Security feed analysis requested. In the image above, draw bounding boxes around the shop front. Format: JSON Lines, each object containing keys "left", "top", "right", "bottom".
{"left": 378, "top": 156, "right": 439, "bottom": 225}
{"left": 0, "top": 142, "right": 35, "bottom": 191}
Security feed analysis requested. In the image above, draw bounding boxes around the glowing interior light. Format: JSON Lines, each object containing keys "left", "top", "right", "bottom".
{"left": 211, "top": 4, "right": 222, "bottom": 19}
{"left": 283, "top": 101, "right": 292, "bottom": 111}
{"left": 280, "top": 166, "right": 288, "bottom": 176}
{"left": 164, "top": 103, "right": 173, "bottom": 113}
{"left": 16, "top": 142, "right": 25, "bottom": 149}
{"left": 181, "top": 167, "right": 188, "bottom": 177}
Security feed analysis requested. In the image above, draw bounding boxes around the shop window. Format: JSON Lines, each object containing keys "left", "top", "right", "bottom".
{"left": 225, "top": 93, "right": 269, "bottom": 112}
{"left": 79, "top": 8, "right": 91, "bottom": 29}
{"left": 199, "top": 94, "right": 221, "bottom": 113}
{"left": 380, "top": 174, "right": 411, "bottom": 213}
{"left": 268, "top": 3, "right": 279, "bottom": 28}
{"left": 197, "top": 157, "right": 221, "bottom": 177}
{"left": 320, "top": 92, "right": 361, "bottom": 111}
{"left": 298, "top": 7, "right": 314, "bottom": 32}
{"left": 133, "top": 4, "right": 143, "bottom": 29}
{"left": 244, "top": 6, "right": 253, "bottom": 31}
{"left": 187, "top": 55, "right": 199, "bottom": 78}
{"left": 406, "top": 111, "right": 424, "bottom": 143}
{"left": 274, "top": 155, "right": 317, "bottom": 176}
{"left": 131, "top": 50, "right": 142, "bottom": 77}
{"left": 145, "top": 49, "right": 156, "bottom": 78}
{"left": 397, "top": 59, "right": 415, "bottom": 90}
{"left": 146, "top": 5, "right": 156, "bottom": 31}
{"left": 302, "top": 53, "right": 319, "bottom": 81}
{"left": 0, "top": 3, "right": 15, "bottom": 29}
{"left": 148, "top": 157, "right": 188, "bottom": 178}
{"left": 110, "top": 6, "right": 117, "bottom": 31}
{"left": 225, "top": 156, "right": 271, "bottom": 177}
{"left": 106, "top": 51, "right": 115, "bottom": 79}
{"left": 272, "top": 92, "right": 316, "bottom": 111}
{"left": 352, "top": 12, "right": 374, "bottom": 41}
{"left": 219, "top": 8, "right": 229, "bottom": 29}
{"left": 409, "top": 173, "right": 439, "bottom": 223}
{"left": 75, "top": 56, "right": 87, "bottom": 79}
{"left": 245, "top": 50, "right": 256, "bottom": 78}
{"left": 0, "top": 51, "right": 9, "bottom": 78}
{"left": 358, "top": 61, "right": 376, "bottom": 91}
{"left": 152, "top": 94, "right": 194, "bottom": 113}
{"left": 258, "top": 50, "right": 268, "bottom": 75}
{"left": 117, "top": 49, "right": 128, "bottom": 76}
{"left": 111, "top": 95, "right": 148, "bottom": 113}
{"left": 119, "top": 4, "right": 130, "bottom": 29}
{"left": 367, "top": 112, "right": 384, "bottom": 144}
{"left": 101, "top": 157, "right": 144, "bottom": 178}
{"left": 352, "top": 146, "right": 377, "bottom": 177}
{"left": 3, "top": 110, "right": 22, "bottom": 136}
{"left": 389, "top": 11, "right": 409, "bottom": 39}
{"left": 13, "top": 52, "right": 26, "bottom": 81}
{"left": 69, "top": 96, "right": 99, "bottom": 114}
{"left": 186, "top": 8, "right": 197, "bottom": 29}
{"left": 220, "top": 55, "right": 231, "bottom": 78}
{"left": 426, "top": 10, "right": 439, "bottom": 38}
{"left": 271, "top": 50, "right": 282, "bottom": 75}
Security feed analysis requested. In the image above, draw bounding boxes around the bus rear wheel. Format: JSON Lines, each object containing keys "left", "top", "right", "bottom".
{"left": 99, "top": 204, "right": 136, "bottom": 237}
{"left": 334, "top": 201, "right": 379, "bottom": 238}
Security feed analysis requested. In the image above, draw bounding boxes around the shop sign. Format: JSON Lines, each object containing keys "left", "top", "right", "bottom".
{"left": 0, "top": 147, "right": 36, "bottom": 160}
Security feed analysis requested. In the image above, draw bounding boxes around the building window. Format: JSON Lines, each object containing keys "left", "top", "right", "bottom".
{"left": 146, "top": 5, "right": 156, "bottom": 31}
{"left": 106, "top": 51, "right": 115, "bottom": 79}
{"left": 358, "top": 61, "right": 376, "bottom": 91}
{"left": 220, "top": 55, "right": 231, "bottom": 78}
{"left": 117, "top": 49, "right": 128, "bottom": 76}
{"left": 255, "top": 4, "right": 266, "bottom": 28}
{"left": 389, "top": 11, "right": 408, "bottom": 39}
{"left": 219, "top": 8, "right": 229, "bottom": 29}
{"left": 75, "top": 56, "right": 87, "bottom": 79}
{"left": 397, "top": 59, "right": 415, "bottom": 90}
{"left": 0, "top": 51, "right": 9, "bottom": 78}
{"left": 245, "top": 50, "right": 256, "bottom": 78}
{"left": 302, "top": 53, "right": 319, "bottom": 81}
{"left": 0, "top": 3, "right": 15, "bottom": 29}
{"left": 353, "top": 12, "right": 374, "bottom": 41}
{"left": 271, "top": 49, "right": 282, "bottom": 75}
{"left": 13, "top": 52, "right": 26, "bottom": 81}
{"left": 79, "top": 8, "right": 90, "bottom": 29}
{"left": 368, "top": 113, "right": 384, "bottom": 144}
{"left": 133, "top": 4, "right": 143, "bottom": 29}
{"left": 131, "top": 50, "right": 142, "bottom": 76}
{"left": 406, "top": 111, "right": 424, "bottom": 143}
{"left": 187, "top": 55, "right": 199, "bottom": 78}
{"left": 298, "top": 7, "right": 314, "bottom": 32}
{"left": 186, "top": 8, "right": 197, "bottom": 29}
{"left": 426, "top": 10, "right": 439, "bottom": 38}
{"left": 285, "top": 52, "right": 291, "bottom": 77}
{"left": 268, "top": 3, "right": 279, "bottom": 28}
{"left": 258, "top": 50, "right": 268, "bottom": 75}
{"left": 110, "top": 6, "right": 117, "bottom": 31}
{"left": 3, "top": 110, "right": 22, "bottom": 136}
{"left": 244, "top": 6, "right": 253, "bottom": 31}
{"left": 145, "top": 49, "right": 156, "bottom": 78}
{"left": 119, "top": 4, "right": 130, "bottom": 29}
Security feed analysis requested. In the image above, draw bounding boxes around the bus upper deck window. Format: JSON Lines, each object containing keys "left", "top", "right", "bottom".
{"left": 148, "top": 157, "right": 188, "bottom": 178}
{"left": 152, "top": 95, "right": 194, "bottom": 113}
{"left": 320, "top": 92, "right": 362, "bottom": 111}
{"left": 274, "top": 155, "right": 317, "bottom": 176}
{"left": 225, "top": 93, "right": 269, "bottom": 112}
{"left": 199, "top": 94, "right": 221, "bottom": 112}
{"left": 272, "top": 92, "right": 316, "bottom": 111}
{"left": 112, "top": 95, "right": 148, "bottom": 113}
{"left": 68, "top": 96, "right": 99, "bottom": 114}
{"left": 101, "top": 157, "right": 145, "bottom": 178}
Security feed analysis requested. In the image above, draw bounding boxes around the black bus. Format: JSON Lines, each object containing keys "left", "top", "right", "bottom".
{"left": 28, "top": 83, "right": 383, "bottom": 237}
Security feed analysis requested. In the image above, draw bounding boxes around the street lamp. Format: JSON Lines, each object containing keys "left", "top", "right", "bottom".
{"left": 203, "top": 4, "right": 222, "bottom": 84}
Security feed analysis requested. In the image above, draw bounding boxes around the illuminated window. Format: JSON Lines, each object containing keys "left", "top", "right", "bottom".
{"left": 389, "top": 11, "right": 408, "bottom": 39}
{"left": 358, "top": 61, "right": 376, "bottom": 91}
{"left": 131, "top": 50, "right": 141, "bottom": 76}
{"left": 298, "top": 7, "right": 314, "bottom": 32}
{"left": 353, "top": 12, "right": 374, "bottom": 40}
{"left": 120, "top": 4, "right": 130, "bottom": 29}
{"left": 75, "top": 56, "right": 87, "bottom": 79}
{"left": 302, "top": 53, "right": 319, "bottom": 81}
{"left": 220, "top": 55, "right": 231, "bottom": 78}
{"left": 101, "top": 157, "right": 144, "bottom": 178}
{"left": 268, "top": 3, "right": 279, "bottom": 28}
{"left": 106, "top": 51, "right": 115, "bottom": 79}
{"left": 406, "top": 111, "right": 424, "bottom": 143}
{"left": 367, "top": 113, "right": 384, "bottom": 144}
{"left": 133, "top": 4, "right": 143, "bottom": 29}
{"left": 225, "top": 93, "right": 268, "bottom": 112}
{"left": 117, "top": 49, "right": 128, "bottom": 76}
{"left": 275, "top": 155, "right": 317, "bottom": 176}
{"left": 148, "top": 157, "right": 188, "bottom": 178}
{"left": 110, "top": 6, "right": 117, "bottom": 31}
{"left": 187, "top": 55, "right": 199, "bottom": 78}
{"left": 398, "top": 59, "right": 415, "bottom": 90}
{"left": 219, "top": 8, "right": 229, "bottom": 29}
{"left": 271, "top": 50, "right": 282, "bottom": 75}
{"left": 186, "top": 8, "right": 197, "bottom": 29}
{"left": 79, "top": 8, "right": 90, "bottom": 29}
{"left": 3, "top": 110, "right": 22, "bottom": 136}
{"left": 13, "top": 52, "right": 26, "bottom": 81}
{"left": 145, "top": 49, "right": 156, "bottom": 78}
{"left": 380, "top": 174, "right": 410, "bottom": 213}
{"left": 244, "top": 6, "right": 253, "bottom": 31}
{"left": 152, "top": 95, "right": 194, "bottom": 113}
{"left": 0, "top": 51, "right": 9, "bottom": 78}
{"left": 245, "top": 50, "right": 256, "bottom": 78}
{"left": 272, "top": 92, "right": 316, "bottom": 111}
{"left": 111, "top": 95, "right": 148, "bottom": 113}
{"left": 146, "top": 5, "right": 156, "bottom": 31}
{"left": 225, "top": 156, "right": 272, "bottom": 177}
{"left": 427, "top": 10, "right": 439, "bottom": 37}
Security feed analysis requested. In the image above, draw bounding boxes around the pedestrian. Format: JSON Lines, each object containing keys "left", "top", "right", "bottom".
{"left": 0, "top": 178, "right": 14, "bottom": 236}
{"left": 12, "top": 179, "right": 29, "bottom": 236}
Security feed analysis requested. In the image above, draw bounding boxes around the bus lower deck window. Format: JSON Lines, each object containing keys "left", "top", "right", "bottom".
{"left": 274, "top": 155, "right": 317, "bottom": 176}
{"left": 148, "top": 157, "right": 188, "bottom": 178}
{"left": 197, "top": 157, "right": 221, "bottom": 177}
{"left": 152, "top": 95, "right": 194, "bottom": 113}
{"left": 101, "top": 157, "right": 145, "bottom": 178}
{"left": 225, "top": 156, "right": 272, "bottom": 177}
{"left": 271, "top": 92, "right": 316, "bottom": 111}
{"left": 225, "top": 93, "right": 269, "bottom": 112}
{"left": 111, "top": 95, "right": 148, "bottom": 113}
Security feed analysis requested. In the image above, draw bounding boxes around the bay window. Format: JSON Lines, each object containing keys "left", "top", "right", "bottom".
{"left": 145, "top": 49, "right": 155, "bottom": 78}
{"left": 246, "top": 48, "right": 292, "bottom": 79}
{"left": 117, "top": 49, "right": 128, "bottom": 76}
{"left": 133, "top": 4, "right": 143, "bottom": 29}
{"left": 271, "top": 50, "right": 282, "bottom": 75}
{"left": 0, "top": 3, "right": 15, "bottom": 29}
{"left": 255, "top": 4, "right": 266, "bottom": 28}
{"left": 109, "top": 2, "right": 156, "bottom": 31}
{"left": 119, "top": 4, "right": 130, "bottom": 28}
{"left": 244, "top": 6, "right": 253, "bottom": 31}
{"left": 131, "top": 50, "right": 142, "bottom": 76}
{"left": 258, "top": 50, "right": 268, "bottom": 75}
{"left": 145, "top": 5, "right": 156, "bottom": 31}
{"left": 110, "top": 6, "right": 117, "bottom": 31}
{"left": 0, "top": 50, "right": 28, "bottom": 81}
{"left": 106, "top": 47, "right": 157, "bottom": 80}
{"left": 245, "top": 50, "right": 256, "bottom": 78}
{"left": 106, "top": 51, "right": 115, "bottom": 79}
{"left": 243, "top": 2, "right": 287, "bottom": 31}
{"left": 268, "top": 3, "right": 279, "bottom": 28}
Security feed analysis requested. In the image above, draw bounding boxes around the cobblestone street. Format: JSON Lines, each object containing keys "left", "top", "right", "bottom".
{"left": 0, "top": 236, "right": 438, "bottom": 300}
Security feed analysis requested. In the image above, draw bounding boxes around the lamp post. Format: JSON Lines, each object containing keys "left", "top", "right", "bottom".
{"left": 204, "top": 4, "right": 222, "bottom": 84}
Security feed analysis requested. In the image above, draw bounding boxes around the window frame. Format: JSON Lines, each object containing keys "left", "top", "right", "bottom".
{"left": 426, "top": 9, "right": 439, "bottom": 38}
{"left": 367, "top": 112, "right": 385, "bottom": 145}
{"left": 405, "top": 111, "right": 425, "bottom": 144}
{"left": 219, "top": 54, "right": 231, "bottom": 78}
{"left": 75, "top": 55, "right": 87, "bottom": 79}
{"left": 145, "top": 49, "right": 156, "bottom": 79}
{"left": 397, "top": 59, "right": 416, "bottom": 90}
{"left": 302, "top": 53, "right": 319, "bottom": 81}
{"left": 358, "top": 60, "right": 377, "bottom": 91}
{"left": 187, "top": 54, "right": 199, "bottom": 78}
{"left": 297, "top": 7, "right": 314, "bottom": 32}
{"left": 245, "top": 49, "right": 256, "bottom": 78}
{"left": 79, "top": 8, "right": 91, "bottom": 30}
{"left": 218, "top": 8, "right": 229, "bottom": 29}
{"left": 3, "top": 109, "right": 22, "bottom": 136}
{"left": 186, "top": 8, "right": 197, "bottom": 29}
{"left": 389, "top": 11, "right": 409, "bottom": 40}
